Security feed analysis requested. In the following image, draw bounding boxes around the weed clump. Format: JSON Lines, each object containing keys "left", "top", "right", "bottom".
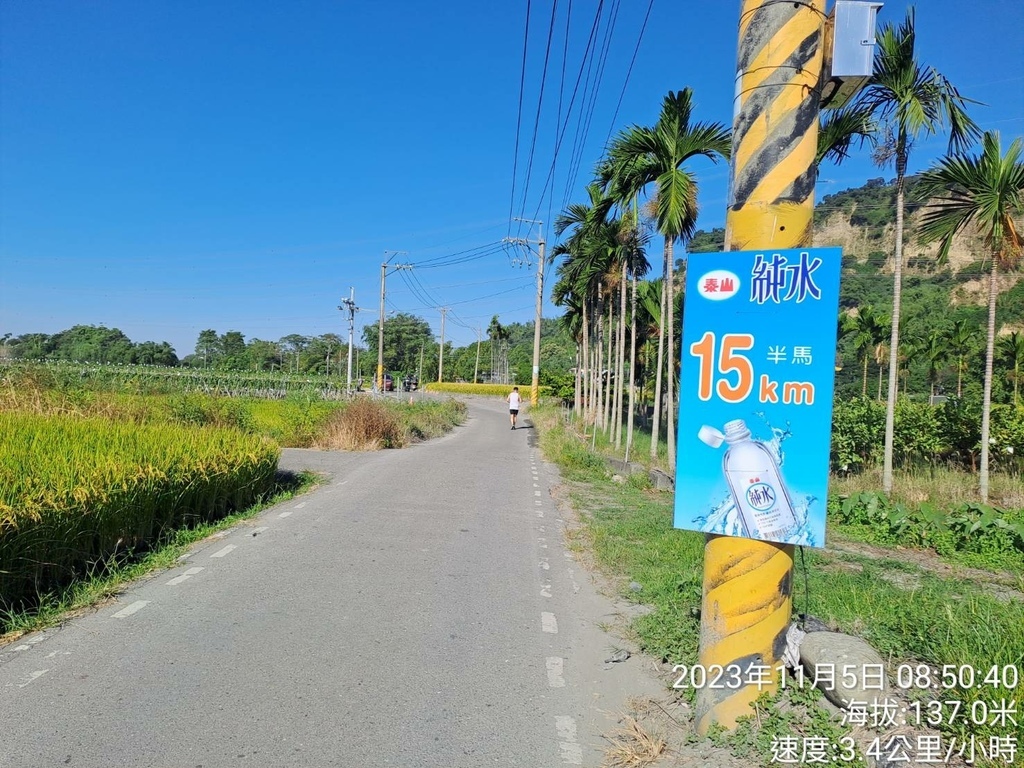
{"left": 318, "top": 399, "right": 405, "bottom": 450}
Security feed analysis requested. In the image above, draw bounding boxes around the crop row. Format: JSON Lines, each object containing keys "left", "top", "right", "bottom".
{"left": 423, "top": 382, "right": 551, "bottom": 397}
{"left": 1, "top": 360, "right": 351, "bottom": 399}
{"left": 0, "top": 411, "right": 280, "bottom": 610}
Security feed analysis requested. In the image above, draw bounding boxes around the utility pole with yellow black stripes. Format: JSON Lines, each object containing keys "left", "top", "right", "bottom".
{"left": 695, "top": 0, "right": 827, "bottom": 734}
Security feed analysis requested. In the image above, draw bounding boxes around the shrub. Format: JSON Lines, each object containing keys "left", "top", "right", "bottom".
{"left": 830, "top": 396, "right": 1024, "bottom": 475}
{"left": 892, "top": 399, "right": 947, "bottom": 467}
{"left": 831, "top": 397, "right": 884, "bottom": 472}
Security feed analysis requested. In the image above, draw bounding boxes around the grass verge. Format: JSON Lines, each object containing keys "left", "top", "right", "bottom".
{"left": 0, "top": 469, "right": 320, "bottom": 640}
{"left": 533, "top": 405, "right": 1024, "bottom": 765}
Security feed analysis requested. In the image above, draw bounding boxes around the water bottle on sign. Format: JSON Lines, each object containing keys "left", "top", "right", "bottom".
{"left": 698, "top": 419, "right": 798, "bottom": 540}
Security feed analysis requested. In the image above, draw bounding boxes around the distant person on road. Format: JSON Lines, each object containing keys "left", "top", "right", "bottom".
{"left": 506, "top": 386, "right": 522, "bottom": 430}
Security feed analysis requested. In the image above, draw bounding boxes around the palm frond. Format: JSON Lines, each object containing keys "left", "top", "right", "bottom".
{"left": 817, "top": 105, "right": 874, "bottom": 166}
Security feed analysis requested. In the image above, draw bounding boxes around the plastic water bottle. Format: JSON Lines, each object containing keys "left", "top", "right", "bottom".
{"left": 698, "top": 419, "right": 798, "bottom": 540}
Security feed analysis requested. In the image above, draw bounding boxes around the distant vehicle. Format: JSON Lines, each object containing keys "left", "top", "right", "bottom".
{"left": 402, "top": 375, "right": 418, "bottom": 392}
{"left": 383, "top": 373, "right": 395, "bottom": 392}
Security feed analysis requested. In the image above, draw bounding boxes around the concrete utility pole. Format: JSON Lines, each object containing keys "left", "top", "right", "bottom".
{"left": 339, "top": 287, "right": 357, "bottom": 393}
{"left": 473, "top": 327, "right": 482, "bottom": 384}
{"left": 437, "top": 307, "right": 448, "bottom": 383}
{"left": 377, "top": 251, "right": 409, "bottom": 391}
{"left": 506, "top": 218, "right": 546, "bottom": 406}
{"left": 695, "top": 0, "right": 827, "bottom": 735}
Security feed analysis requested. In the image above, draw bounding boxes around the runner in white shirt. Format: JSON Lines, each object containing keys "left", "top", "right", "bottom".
{"left": 506, "top": 387, "right": 522, "bottom": 430}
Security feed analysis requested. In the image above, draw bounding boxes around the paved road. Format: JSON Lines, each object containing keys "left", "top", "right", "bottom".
{"left": 0, "top": 397, "right": 656, "bottom": 767}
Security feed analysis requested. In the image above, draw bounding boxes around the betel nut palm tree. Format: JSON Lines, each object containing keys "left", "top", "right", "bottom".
{"left": 946, "top": 317, "right": 978, "bottom": 398}
{"left": 552, "top": 183, "right": 615, "bottom": 426}
{"left": 605, "top": 88, "right": 730, "bottom": 466}
{"left": 998, "top": 331, "right": 1024, "bottom": 406}
{"left": 854, "top": 7, "right": 978, "bottom": 493}
{"left": 593, "top": 156, "right": 652, "bottom": 459}
{"left": 916, "top": 131, "right": 1024, "bottom": 502}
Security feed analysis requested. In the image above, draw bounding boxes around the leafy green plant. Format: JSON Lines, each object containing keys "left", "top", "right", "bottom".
{"left": 832, "top": 491, "right": 1024, "bottom": 570}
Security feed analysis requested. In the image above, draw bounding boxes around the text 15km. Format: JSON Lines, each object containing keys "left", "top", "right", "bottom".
{"left": 689, "top": 332, "right": 815, "bottom": 406}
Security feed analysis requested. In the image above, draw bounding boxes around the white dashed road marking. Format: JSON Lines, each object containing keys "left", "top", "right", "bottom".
{"left": 278, "top": 511, "right": 292, "bottom": 518}
{"left": 546, "top": 657, "right": 566, "bottom": 688}
{"left": 541, "top": 612, "right": 559, "bottom": 634}
{"left": 18, "top": 670, "right": 49, "bottom": 689}
{"left": 555, "top": 716, "right": 583, "bottom": 765}
{"left": 210, "top": 545, "right": 236, "bottom": 558}
{"left": 166, "top": 567, "right": 204, "bottom": 586}
{"left": 541, "top": 583, "right": 552, "bottom": 598}
{"left": 252, "top": 526, "right": 269, "bottom": 534}
{"left": 112, "top": 601, "right": 149, "bottom": 619}
{"left": 294, "top": 502, "right": 307, "bottom": 509}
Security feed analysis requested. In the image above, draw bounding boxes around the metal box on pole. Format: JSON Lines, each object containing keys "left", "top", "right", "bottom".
{"left": 820, "top": 1, "right": 883, "bottom": 109}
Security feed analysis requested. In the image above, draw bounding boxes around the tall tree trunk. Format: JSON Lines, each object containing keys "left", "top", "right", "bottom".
{"left": 882, "top": 146, "right": 908, "bottom": 494}
{"left": 979, "top": 260, "right": 998, "bottom": 503}
{"left": 650, "top": 277, "right": 667, "bottom": 459}
{"left": 957, "top": 356, "right": 963, "bottom": 398}
{"left": 604, "top": 297, "right": 614, "bottom": 435}
{"left": 614, "top": 262, "right": 627, "bottom": 449}
{"left": 626, "top": 271, "right": 638, "bottom": 462}
{"left": 585, "top": 303, "right": 593, "bottom": 428}
{"left": 862, "top": 354, "right": 869, "bottom": 397}
{"left": 596, "top": 290, "right": 606, "bottom": 430}
{"left": 665, "top": 239, "right": 677, "bottom": 468}
{"left": 574, "top": 346, "right": 582, "bottom": 417}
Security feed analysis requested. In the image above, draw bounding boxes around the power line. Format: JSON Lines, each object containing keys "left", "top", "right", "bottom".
{"left": 406, "top": 241, "right": 507, "bottom": 270}
{"left": 602, "top": 0, "right": 655, "bottom": 149}
{"left": 547, "top": 0, "right": 574, "bottom": 237}
{"left": 558, "top": 0, "right": 621, "bottom": 217}
{"left": 518, "top": 1, "right": 606, "bottom": 242}
{"left": 507, "top": 0, "right": 533, "bottom": 238}
{"left": 515, "top": 0, "right": 561, "bottom": 228}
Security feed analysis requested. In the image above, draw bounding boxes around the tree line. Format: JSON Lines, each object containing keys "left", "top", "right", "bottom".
{"left": 1, "top": 318, "right": 578, "bottom": 390}
{"left": 1, "top": 326, "right": 179, "bottom": 366}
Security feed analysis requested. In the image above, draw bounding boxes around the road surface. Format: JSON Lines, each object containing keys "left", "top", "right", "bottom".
{"left": 0, "top": 396, "right": 658, "bottom": 767}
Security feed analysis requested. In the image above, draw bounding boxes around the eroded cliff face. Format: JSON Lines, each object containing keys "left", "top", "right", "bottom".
{"left": 812, "top": 207, "right": 1022, "bottom": 317}
{"left": 812, "top": 207, "right": 979, "bottom": 272}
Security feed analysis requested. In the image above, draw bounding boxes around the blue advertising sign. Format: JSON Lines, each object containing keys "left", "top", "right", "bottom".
{"left": 673, "top": 247, "right": 842, "bottom": 548}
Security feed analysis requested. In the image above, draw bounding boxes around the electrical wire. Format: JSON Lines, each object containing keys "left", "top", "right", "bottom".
{"left": 546, "top": 0, "right": 574, "bottom": 240}
{"left": 515, "top": 0, "right": 562, "bottom": 227}
{"left": 602, "top": 0, "right": 655, "bottom": 150}
{"left": 508, "top": 0, "right": 533, "bottom": 238}
{"left": 407, "top": 241, "right": 508, "bottom": 270}
{"left": 519, "top": 1, "right": 606, "bottom": 239}
{"left": 558, "top": 0, "right": 621, "bottom": 217}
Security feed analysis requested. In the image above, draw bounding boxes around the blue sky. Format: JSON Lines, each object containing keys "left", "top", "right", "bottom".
{"left": 2, "top": 1, "right": 1021, "bottom": 358}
